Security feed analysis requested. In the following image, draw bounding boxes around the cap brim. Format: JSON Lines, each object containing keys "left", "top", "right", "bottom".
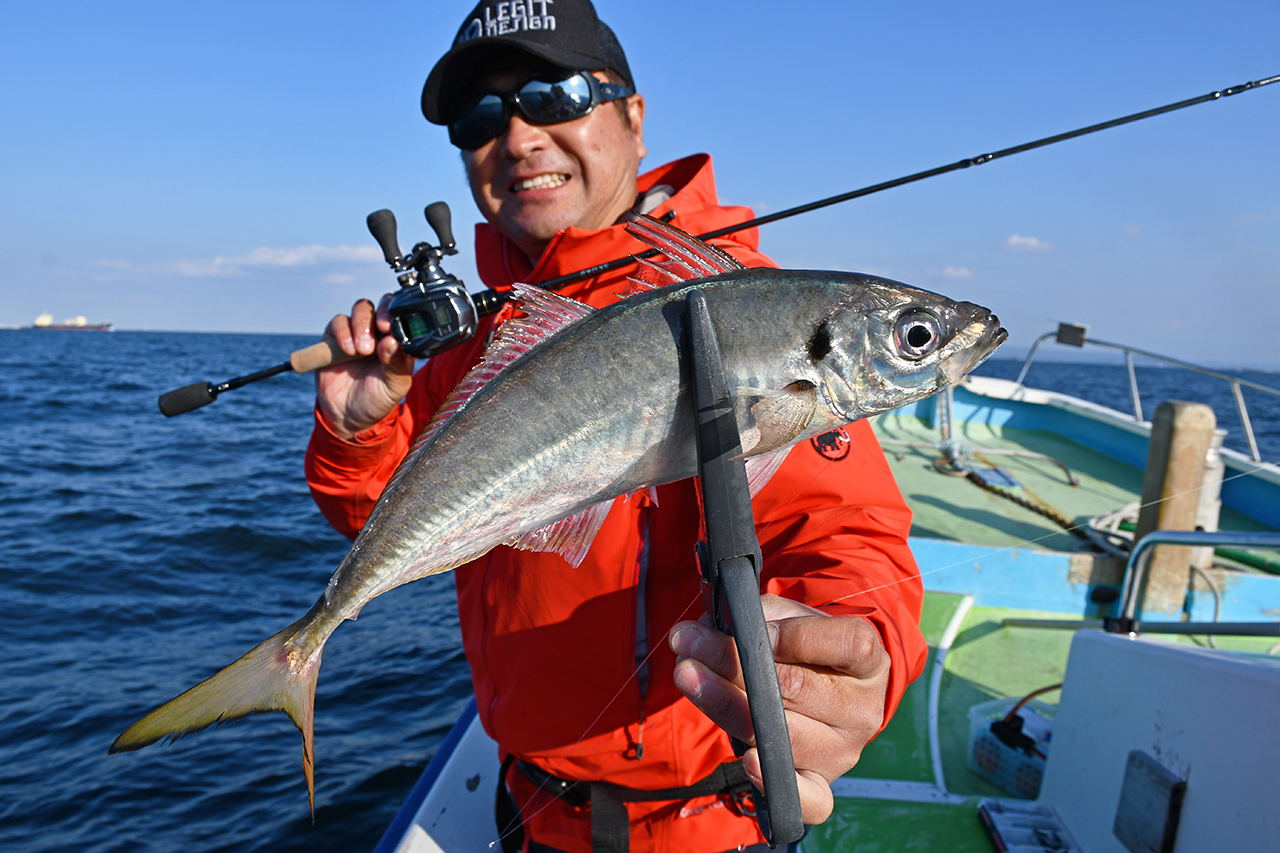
{"left": 422, "top": 39, "right": 619, "bottom": 124}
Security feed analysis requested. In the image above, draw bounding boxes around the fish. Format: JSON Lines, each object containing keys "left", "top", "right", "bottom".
{"left": 109, "top": 214, "right": 1006, "bottom": 811}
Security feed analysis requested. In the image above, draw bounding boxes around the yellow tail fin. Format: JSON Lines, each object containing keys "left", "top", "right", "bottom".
{"left": 109, "top": 619, "right": 323, "bottom": 813}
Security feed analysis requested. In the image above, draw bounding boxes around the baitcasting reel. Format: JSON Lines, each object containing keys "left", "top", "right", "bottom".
{"left": 366, "top": 201, "right": 502, "bottom": 359}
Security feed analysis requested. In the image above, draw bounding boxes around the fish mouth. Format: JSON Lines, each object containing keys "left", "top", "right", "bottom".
{"left": 511, "top": 173, "right": 569, "bottom": 192}
{"left": 939, "top": 311, "right": 1006, "bottom": 385}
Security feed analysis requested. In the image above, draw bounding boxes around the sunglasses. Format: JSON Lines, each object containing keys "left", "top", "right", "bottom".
{"left": 448, "top": 71, "right": 635, "bottom": 150}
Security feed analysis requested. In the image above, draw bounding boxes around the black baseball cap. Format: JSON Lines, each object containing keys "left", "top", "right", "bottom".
{"left": 421, "top": 0, "right": 634, "bottom": 125}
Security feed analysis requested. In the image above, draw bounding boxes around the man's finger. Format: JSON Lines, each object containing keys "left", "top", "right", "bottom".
{"left": 669, "top": 619, "right": 745, "bottom": 685}
{"left": 327, "top": 313, "right": 356, "bottom": 356}
{"left": 350, "top": 299, "right": 378, "bottom": 355}
{"left": 671, "top": 657, "right": 754, "bottom": 744}
{"left": 375, "top": 293, "right": 395, "bottom": 334}
{"left": 741, "top": 749, "right": 835, "bottom": 825}
{"left": 762, "top": 597, "right": 887, "bottom": 680}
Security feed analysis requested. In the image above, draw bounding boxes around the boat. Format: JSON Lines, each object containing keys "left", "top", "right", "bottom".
{"left": 372, "top": 324, "right": 1280, "bottom": 853}
{"left": 32, "top": 311, "right": 113, "bottom": 331}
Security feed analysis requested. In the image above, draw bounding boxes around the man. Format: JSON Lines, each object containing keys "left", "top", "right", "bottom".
{"left": 306, "top": 2, "right": 927, "bottom": 851}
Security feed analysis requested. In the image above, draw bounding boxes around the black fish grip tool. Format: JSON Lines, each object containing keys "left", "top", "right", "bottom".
{"left": 686, "top": 290, "right": 805, "bottom": 847}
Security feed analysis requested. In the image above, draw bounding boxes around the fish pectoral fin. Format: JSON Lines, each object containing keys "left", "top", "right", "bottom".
{"left": 109, "top": 615, "right": 325, "bottom": 818}
{"left": 508, "top": 498, "right": 615, "bottom": 568}
{"left": 744, "top": 446, "right": 793, "bottom": 498}
{"left": 737, "top": 381, "right": 818, "bottom": 457}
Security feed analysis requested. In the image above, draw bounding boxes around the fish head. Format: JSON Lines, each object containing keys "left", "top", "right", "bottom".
{"left": 813, "top": 276, "right": 1006, "bottom": 420}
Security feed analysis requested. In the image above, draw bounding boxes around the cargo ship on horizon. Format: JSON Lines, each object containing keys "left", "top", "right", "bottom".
{"left": 33, "top": 312, "right": 112, "bottom": 331}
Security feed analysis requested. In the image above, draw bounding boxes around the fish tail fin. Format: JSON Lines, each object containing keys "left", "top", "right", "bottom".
{"left": 109, "top": 619, "right": 323, "bottom": 814}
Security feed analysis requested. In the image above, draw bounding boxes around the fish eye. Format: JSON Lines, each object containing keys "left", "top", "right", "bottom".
{"left": 895, "top": 309, "right": 942, "bottom": 359}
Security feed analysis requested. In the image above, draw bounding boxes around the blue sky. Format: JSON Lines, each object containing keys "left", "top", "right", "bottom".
{"left": 2, "top": 1, "right": 1277, "bottom": 367}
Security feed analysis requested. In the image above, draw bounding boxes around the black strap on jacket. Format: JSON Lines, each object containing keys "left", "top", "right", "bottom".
{"left": 496, "top": 758, "right": 753, "bottom": 853}
{"left": 495, "top": 753, "right": 526, "bottom": 853}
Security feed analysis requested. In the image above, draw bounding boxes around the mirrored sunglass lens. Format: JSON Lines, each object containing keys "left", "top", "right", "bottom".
{"left": 452, "top": 95, "right": 507, "bottom": 148}
{"left": 518, "top": 74, "right": 593, "bottom": 122}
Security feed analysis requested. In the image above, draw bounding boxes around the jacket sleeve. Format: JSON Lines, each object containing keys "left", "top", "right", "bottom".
{"left": 304, "top": 369, "right": 442, "bottom": 540}
{"left": 752, "top": 418, "right": 928, "bottom": 731}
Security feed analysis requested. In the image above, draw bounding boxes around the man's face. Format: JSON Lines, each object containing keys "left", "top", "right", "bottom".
{"left": 461, "top": 59, "right": 647, "bottom": 262}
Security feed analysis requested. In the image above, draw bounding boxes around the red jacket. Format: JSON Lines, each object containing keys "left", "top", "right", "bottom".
{"left": 306, "top": 154, "right": 927, "bottom": 852}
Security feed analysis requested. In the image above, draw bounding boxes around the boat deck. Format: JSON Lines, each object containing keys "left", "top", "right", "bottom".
{"left": 795, "top": 415, "right": 1280, "bottom": 852}
{"left": 872, "top": 411, "right": 1274, "bottom": 551}
{"left": 807, "top": 590, "right": 1278, "bottom": 853}
{"left": 377, "top": 392, "right": 1280, "bottom": 853}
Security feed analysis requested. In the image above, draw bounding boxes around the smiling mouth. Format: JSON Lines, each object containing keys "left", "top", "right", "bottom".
{"left": 511, "top": 173, "right": 569, "bottom": 192}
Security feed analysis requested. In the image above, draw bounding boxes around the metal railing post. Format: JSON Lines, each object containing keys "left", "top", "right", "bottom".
{"left": 1020, "top": 325, "right": 1280, "bottom": 463}
{"left": 1120, "top": 531, "right": 1280, "bottom": 622}
{"left": 1014, "top": 333, "right": 1055, "bottom": 387}
{"left": 1229, "top": 380, "right": 1262, "bottom": 462}
{"left": 1125, "top": 351, "right": 1143, "bottom": 422}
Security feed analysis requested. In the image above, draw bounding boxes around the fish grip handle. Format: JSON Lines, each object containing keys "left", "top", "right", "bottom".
{"left": 686, "top": 290, "right": 804, "bottom": 847}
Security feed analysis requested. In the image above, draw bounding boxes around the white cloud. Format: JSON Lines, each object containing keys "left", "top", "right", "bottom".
{"left": 943, "top": 266, "right": 973, "bottom": 279}
{"left": 92, "top": 244, "right": 384, "bottom": 279}
{"left": 1003, "top": 235, "right": 1052, "bottom": 252}
{"left": 324, "top": 272, "right": 356, "bottom": 284}
{"left": 171, "top": 244, "right": 382, "bottom": 277}
{"left": 1229, "top": 208, "right": 1280, "bottom": 228}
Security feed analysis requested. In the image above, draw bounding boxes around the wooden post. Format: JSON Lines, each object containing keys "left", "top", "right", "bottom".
{"left": 1133, "top": 401, "right": 1217, "bottom": 617}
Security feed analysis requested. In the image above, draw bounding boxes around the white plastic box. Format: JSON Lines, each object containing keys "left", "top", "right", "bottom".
{"left": 966, "top": 696, "right": 1056, "bottom": 799}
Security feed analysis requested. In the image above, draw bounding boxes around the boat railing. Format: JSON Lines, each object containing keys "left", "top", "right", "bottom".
{"left": 1004, "top": 530, "right": 1280, "bottom": 638}
{"left": 1015, "top": 323, "right": 1280, "bottom": 462}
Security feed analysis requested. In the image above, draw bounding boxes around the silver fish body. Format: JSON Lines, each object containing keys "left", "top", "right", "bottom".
{"left": 111, "top": 251, "right": 1004, "bottom": 812}
{"left": 334, "top": 270, "right": 1000, "bottom": 609}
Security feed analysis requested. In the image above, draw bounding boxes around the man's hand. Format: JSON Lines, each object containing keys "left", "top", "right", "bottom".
{"left": 668, "top": 594, "right": 890, "bottom": 825}
{"left": 316, "top": 296, "right": 416, "bottom": 439}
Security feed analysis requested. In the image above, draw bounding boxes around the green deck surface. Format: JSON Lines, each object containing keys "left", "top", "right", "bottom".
{"left": 797, "top": 412, "right": 1278, "bottom": 852}
{"left": 805, "top": 596, "right": 1276, "bottom": 852}
{"left": 807, "top": 595, "right": 1066, "bottom": 853}
{"left": 871, "top": 412, "right": 1274, "bottom": 550}
{"left": 805, "top": 800, "right": 992, "bottom": 852}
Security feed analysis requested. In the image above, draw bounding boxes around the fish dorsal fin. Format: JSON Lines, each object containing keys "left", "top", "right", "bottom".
{"left": 507, "top": 498, "right": 615, "bottom": 568}
{"left": 624, "top": 213, "right": 747, "bottom": 281}
{"left": 745, "top": 446, "right": 793, "bottom": 498}
{"left": 416, "top": 282, "right": 596, "bottom": 449}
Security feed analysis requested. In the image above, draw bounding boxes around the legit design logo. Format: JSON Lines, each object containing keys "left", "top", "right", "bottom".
{"left": 457, "top": 1, "right": 556, "bottom": 42}
{"left": 811, "top": 428, "right": 851, "bottom": 461}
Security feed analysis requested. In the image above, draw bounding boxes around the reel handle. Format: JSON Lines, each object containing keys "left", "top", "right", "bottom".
{"left": 366, "top": 209, "right": 402, "bottom": 264}
{"left": 424, "top": 201, "right": 456, "bottom": 252}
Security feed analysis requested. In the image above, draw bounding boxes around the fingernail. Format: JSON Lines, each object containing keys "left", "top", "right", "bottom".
{"left": 767, "top": 622, "right": 779, "bottom": 651}
{"left": 669, "top": 623, "right": 702, "bottom": 658}
{"left": 674, "top": 661, "right": 704, "bottom": 700}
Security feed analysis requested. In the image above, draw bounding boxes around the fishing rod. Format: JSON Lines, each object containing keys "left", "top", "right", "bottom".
{"left": 158, "top": 73, "right": 1277, "bottom": 416}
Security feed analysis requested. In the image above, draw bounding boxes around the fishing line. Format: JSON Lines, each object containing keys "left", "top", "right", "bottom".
{"left": 522, "top": 73, "right": 1280, "bottom": 295}
{"left": 826, "top": 458, "right": 1277, "bottom": 608}
{"left": 490, "top": 443, "right": 851, "bottom": 843}
{"left": 490, "top": 590, "right": 706, "bottom": 849}
{"left": 491, "top": 451, "right": 1273, "bottom": 848}
{"left": 157, "top": 74, "right": 1278, "bottom": 412}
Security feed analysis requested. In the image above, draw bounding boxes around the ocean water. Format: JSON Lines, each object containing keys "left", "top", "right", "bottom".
{"left": 1, "top": 330, "right": 1277, "bottom": 853}
{"left": 0, "top": 330, "right": 471, "bottom": 853}
{"left": 971, "top": 355, "right": 1280, "bottom": 462}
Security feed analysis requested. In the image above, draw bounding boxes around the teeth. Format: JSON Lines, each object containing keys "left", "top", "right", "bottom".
{"left": 513, "top": 174, "right": 568, "bottom": 192}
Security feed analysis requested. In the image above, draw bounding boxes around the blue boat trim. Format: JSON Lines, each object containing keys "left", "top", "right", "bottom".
{"left": 372, "top": 697, "right": 480, "bottom": 853}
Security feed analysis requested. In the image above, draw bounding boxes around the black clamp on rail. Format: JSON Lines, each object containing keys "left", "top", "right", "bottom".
{"left": 686, "top": 290, "right": 804, "bottom": 848}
